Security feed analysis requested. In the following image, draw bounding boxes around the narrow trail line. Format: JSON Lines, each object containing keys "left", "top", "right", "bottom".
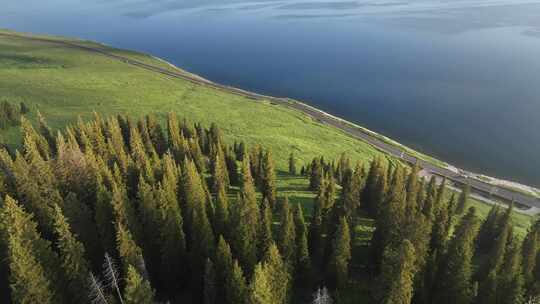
{"left": 2, "top": 32, "right": 538, "bottom": 211}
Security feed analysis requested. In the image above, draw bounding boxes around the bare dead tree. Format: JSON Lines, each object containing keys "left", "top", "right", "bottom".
{"left": 313, "top": 286, "right": 333, "bottom": 304}
{"left": 88, "top": 273, "right": 108, "bottom": 304}
{"left": 103, "top": 253, "right": 124, "bottom": 304}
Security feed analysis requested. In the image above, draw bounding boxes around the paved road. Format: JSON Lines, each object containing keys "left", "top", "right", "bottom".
{"left": 3, "top": 32, "right": 539, "bottom": 209}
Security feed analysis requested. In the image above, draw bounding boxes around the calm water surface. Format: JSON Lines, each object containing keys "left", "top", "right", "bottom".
{"left": 3, "top": 0, "right": 540, "bottom": 186}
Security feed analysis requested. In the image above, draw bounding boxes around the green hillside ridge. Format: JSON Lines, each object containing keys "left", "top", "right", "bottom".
{"left": 0, "top": 29, "right": 534, "bottom": 237}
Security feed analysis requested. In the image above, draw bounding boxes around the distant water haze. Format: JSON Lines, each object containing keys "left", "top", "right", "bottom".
{"left": 2, "top": 0, "right": 540, "bottom": 186}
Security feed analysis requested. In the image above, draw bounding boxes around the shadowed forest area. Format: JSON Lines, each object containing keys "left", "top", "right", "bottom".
{"left": 0, "top": 112, "right": 538, "bottom": 304}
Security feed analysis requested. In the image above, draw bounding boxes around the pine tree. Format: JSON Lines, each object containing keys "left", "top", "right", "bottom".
{"left": 371, "top": 165, "right": 405, "bottom": 268}
{"left": 189, "top": 207, "right": 216, "bottom": 284}
{"left": 146, "top": 114, "right": 167, "bottom": 155}
{"left": 204, "top": 258, "right": 217, "bottom": 304}
{"left": 225, "top": 148, "right": 239, "bottom": 186}
{"left": 158, "top": 184, "right": 187, "bottom": 293}
{"left": 37, "top": 112, "right": 56, "bottom": 155}
{"left": 326, "top": 217, "right": 351, "bottom": 289}
{"left": 94, "top": 172, "right": 116, "bottom": 254}
{"left": 309, "top": 194, "right": 325, "bottom": 266}
{"left": 289, "top": 152, "right": 297, "bottom": 175}
{"left": 214, "top": 182, "right": 230, "bottom": 238}
{"left": 61, "top": 192, "right": 102, "bottom": 267}
{"left": 124, "top": 265, "right": 155, "bottom": 304}
{"left": 226, "top": 260, "right": 248, "bottom": 304}
{"left": 456, "top": 185, "right": 470, "bottom": 215}
{"left": 210, "top": 145, "right": 230, "bottom": 193}
{"left": 309, "top": 158, "right": 323, "bottom": 191}
{"left": 430, "top": 199, "right": 451, "bottom": 253}
{"left": 0, "top": 196, "right": 61, "bottom": 303}
{"left": 12, "top": 144, "right": 61, "bottom": 238}
{"left": 497, "top": 241, "right": 525, "bottom": 304}
{"left": 230, "top": 158, "right": 259, "bottom": 273}
{"left": 405, "top": 164, "right": 420, "bottom": 213}
{"left": 116, "top": 222, "right": 145, "bottom": 277}
{"left": 278, "top": 197, "right": 296, "bottom": 264}
{"left": 522, "top": 219, "right": 540, "bottom": 288}
{"left": 258, "top": 198, "right": 274, "bottom": 260}
{"left": 379, "top": 239, "right": 417, "bottom": 304}
{"left": 136, "top": 178, "right": 160, "bottom": 277}
{"left": 435, "top": 207, "right": 480, "bottom": 304}
{"left": 248, "top": 263, "right": 274, "bottom": 304}
{"left": 52, "top": 204, "right": 90, "bottom": 302}
{"left": 477, "top": 205, "right": 501, "bottom": 254}
{"left": 362, "top": 158, "right": 381, "bottom": 215}
{"left": 215, "top": 236, "right": 234, "bottom": 301}
{"left": 422, "top": 176, "right": 437, "bottom": 220}
{"left": 261, "top": 150, "right": 277, "bottom": 207}
{"left": 263, "top": 243, "right": 291, "bottom": 304}
{"left": 182, "top": 158, "right": 208, "bottom": 240}
{"left": 476, "top": 270, "right": 497, "bottom": 304}
{"left": 294, "top": 204, "right": 311, "bottom": 282}
{"left": 5, "top": 232, "right": 55, "bottom": 303}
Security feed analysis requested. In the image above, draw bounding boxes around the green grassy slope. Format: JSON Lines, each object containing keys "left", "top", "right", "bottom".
{"left": 0, "top": 30, "right": 535, "bottom": 237}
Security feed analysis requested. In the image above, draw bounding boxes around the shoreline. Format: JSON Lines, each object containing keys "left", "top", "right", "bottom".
{"left": 2, "top": 29, "right": 539, "bottom": 207}
{"left": 153, "top": 55, "right": 540, "bottom": 204}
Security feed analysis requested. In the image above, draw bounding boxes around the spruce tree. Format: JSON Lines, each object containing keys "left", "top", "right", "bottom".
{"left": 456, "top": 185, "right": 470, "bottom": 215}
{"left": 309, "top": 194, "right": 325, "bottom": 266}
{"left": 436, "top": 207, "right": 480, "bottom": 304}
{"left": 258, "top": 198, "right": 274, "bottom": 260}
{"left": 215, "top": 236, "right": 234, "bottom": 301}
{"left": 52, "top": 204, "right": 90, "bottom": 302}
{"left": 326, "top": 217, "right": 351, "bottom": 289}
{"left": 261, "top": 150, "right": 277, "bottom": 207}
{"left": 136, "top": 177, "right": 160, "bottom": 276}
{"left": 0, "top": 196, "right": 61, "bottom": 303}
{"left": 124, "top": 265, "right": 155, "bottom": 304}
{"left": 116, "top": 222, "right": 145, "bottom": 277}
{"left": 204, "top": 258, "right": 217, "bottom": 304}
{"left": 362, "top": 158, "right": 380, "bottom": 215}
{"left": 157, "top": 184, "right": 187, "bottom": 294}
{"left": 497, "top": 241, "right": 525, "bottom": 304}
{"left": 522, "top": 219, "right": 540, "bottom": 288}
{"left": 278, "top": 197, "right": 296, "bottom": 264}
{"left": 294, "top": 204, "right": 311, "bottom": 281}
{"left": 289, "top": 152, "right": 297, "bottom": 175}
{"left": 476, "top": 270, "right": 498, "bottom": 304}
{"left": 477, "top": 205, "right": 501, "bottom": 254}
{"left": 181, "top": 157, "right": 208, "bottom": 240}
{"left": 230, "top": 158, "right": 259, "bottom": 273}
{"left": 61, "top": 192, "right": 102, "bottom": 267}
{"left": 405, "top": 164, "right": 420, "bottom": 213}
{"left": 248, "top": 263, "right": 274, "bottom": 304}
{"left": 309, "top": 158, "right": 323, "bottom": 191}
{"left": 214, "top": 183, "right": 230, "bottom": 238}
{"left": 210, "top": 146, "right": 230, "bottom": 193}
{"left": 430, "top": 199, "right": 451, "bottom": 253}
{"left": 94, "top": 173, "right": 116, "bottom": 254}
{"left": 189, "top": 207, "right": 216, "bottom": 285}
{"left": 379, "top": 239, "right": 417, "bottom": 304}
{"left": 263, "top": 243, "right": 291, "bottom": 304}
{"left": 226, "top": 260, "right": 248, "bottom": 304}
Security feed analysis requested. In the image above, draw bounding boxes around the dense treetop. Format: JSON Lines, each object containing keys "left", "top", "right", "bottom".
{"left": 0, "top": 113, "right": 537, "bottom": 304}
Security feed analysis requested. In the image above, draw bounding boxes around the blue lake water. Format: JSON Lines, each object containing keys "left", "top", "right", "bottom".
{"left": 2, "top": 0, "right": 540, "bottom": 186}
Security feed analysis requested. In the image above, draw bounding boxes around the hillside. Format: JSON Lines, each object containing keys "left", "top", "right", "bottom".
{"left": 0, "top": 29, "right": 540, "bottom": 304}
{"left": 0, "top": 29, "right": 534, "bottom": 237}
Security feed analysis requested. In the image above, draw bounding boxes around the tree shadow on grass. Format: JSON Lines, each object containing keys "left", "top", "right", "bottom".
{"left": 0, "top": 53, "right": 63, "bottom": 69}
